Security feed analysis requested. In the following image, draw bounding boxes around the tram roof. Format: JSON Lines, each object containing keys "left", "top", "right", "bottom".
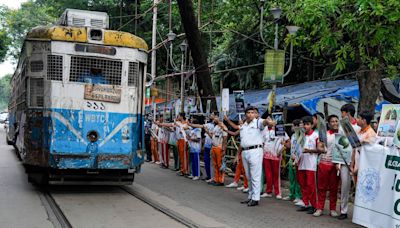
{"left": 26, "top": 25, "right": 148, "bottom": 51}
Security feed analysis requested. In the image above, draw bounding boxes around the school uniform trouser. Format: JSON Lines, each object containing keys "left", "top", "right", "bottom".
{"left": 317, "top": 162, "right": 339, "bottom": 210}
{"left": 242, "top": 148, "right": 263, "bottom": 201}
{"left": 177, "top": 139, "right": 189, "bottom": 174}
{"left": 161, "top": 142, "right": 169, "bottom": 168}
{"left": 233, "top": 153, "right": 248, "bottom": 188}
{"left": 288, "top": 160, "right": 302, "bottom": 200}
{"left": 204, "top": 146, "right": 212, "bottom": 179}
{"left": 171, "top": 144, "right": 179, "bottom": 170}
{"left": 263, "top": 157, "right": 281, "bottom": 196}
{"left": 151, "top": 138, "right": 159, "bottom": 162}
{"left": 145, "top": 136, "right": 152, "bottom": 161}
{"left": 298, "top": 169, "right": 317, "bottom": 207}
{"left": 340, "top": 165, "right": 352, "bottom": 214}
{"left": 211, "top": 146, "right": 224, "bottom": 184}
{"left": 190, "top": 152, "right": 200, "bottom": 177}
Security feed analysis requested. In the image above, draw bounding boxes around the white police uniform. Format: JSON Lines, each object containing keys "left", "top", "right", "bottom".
{"left": 240, "top": 118, "right": 264, "bottom": 201}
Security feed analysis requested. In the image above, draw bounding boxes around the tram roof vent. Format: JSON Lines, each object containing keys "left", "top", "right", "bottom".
{"left": 57, "top": 9, "right": 109, "bottom": 29}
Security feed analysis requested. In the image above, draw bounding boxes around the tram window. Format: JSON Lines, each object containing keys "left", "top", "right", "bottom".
{"left": 75, "top": 44, "right": 116, "bottom": 56}
{"left": 128, "top": 62, "right": 139, "bottom": 87}
{"left": 70, "top": 56, "right": 122, "bottom": 85}
{"left": 47, "top": 55, "right": 63, "bottom": 81}
{"left": 30, "top": 60, "right": 44, "bottom": 72}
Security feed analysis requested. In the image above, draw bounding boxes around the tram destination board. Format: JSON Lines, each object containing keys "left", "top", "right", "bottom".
{"left": 84, "top": 84, "right": 122, "bottom": 103}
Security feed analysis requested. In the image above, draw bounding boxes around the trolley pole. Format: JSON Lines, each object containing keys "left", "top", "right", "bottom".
{"left": 151, "top": 0, "right": 159, "bottom": 119}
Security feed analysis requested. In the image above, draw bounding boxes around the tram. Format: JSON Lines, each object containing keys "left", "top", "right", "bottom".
{"left": 7, "top": 9, "right": 148, "bottom": 184}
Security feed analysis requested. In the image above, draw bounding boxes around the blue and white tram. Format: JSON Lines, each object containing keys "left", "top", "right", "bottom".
{"left": 7, "top": 9, "right": 148, "bottom": 184}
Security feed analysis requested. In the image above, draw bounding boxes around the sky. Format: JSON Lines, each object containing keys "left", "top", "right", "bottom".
{"left": 0, "top": 0, "right": 27, "bottom": 78}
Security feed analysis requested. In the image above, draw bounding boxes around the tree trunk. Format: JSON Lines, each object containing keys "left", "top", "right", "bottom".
{"left": 357, "top": 65, "right": 381, "bottom": 114}
{"left": 176, "top": 0, "right": 217, "bottom": 112}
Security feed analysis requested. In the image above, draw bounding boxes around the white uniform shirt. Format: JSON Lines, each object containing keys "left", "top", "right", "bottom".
{"left": 298, "top": 130, "right": 319, "bottom": 171}
{"left": 263, "top": 127, "right": 289, "bottom": 160}
{"left": 157, "top": 127, "right": 165, "bottom": 143}
{"left": 189, "top": 128, "right": 202, "bottom": 153}
{"left": 175, "top": 122, "right": 185, "bottom": 141}
{"left": 239, "top": 118, "right": 264, "bottom": 148}
{"left": 320, "top": 130, "right": 336, "bottom": 163}
{"left": 211, "top": 125, "right": 227, "bottom": 148}
{"left": 151, "top": 123, "right": 159, "bottom": 139}
{"left": 203, "top": 122, "right": 215, "bottom": 148}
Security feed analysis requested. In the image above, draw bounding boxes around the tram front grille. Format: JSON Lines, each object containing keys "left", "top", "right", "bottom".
{"left": 69, "top": 56, "right": 122, "bottom": 85}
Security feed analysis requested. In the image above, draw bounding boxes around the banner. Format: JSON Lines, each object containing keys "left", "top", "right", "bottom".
{"left": 378, "top": 104, "right": 400, "bottom": 137}
{"left": 353, "top": 144, "right": 400, "bottom": 227}
{"left": 233, "top": 90, "right": 245, "bottom": 114}
{"left": 332, "top": 133, "right": 352, "bottom": 165}
{"left": 221, "top": 88, "right": 229, "bottom": 113}
{"left": 263, "top": 49, "right": 285, "bottom": 82}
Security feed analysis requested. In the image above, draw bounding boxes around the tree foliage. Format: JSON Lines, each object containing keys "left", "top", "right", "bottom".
{"left": 0, "top": 74, "right": 11, "bottom": 110}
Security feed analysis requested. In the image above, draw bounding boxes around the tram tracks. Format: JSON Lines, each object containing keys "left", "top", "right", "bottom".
{"left": 120, "top": 186, "right": 199, "bottom": 228}
{"left": 39, "top": 190, "right": 72, "bottom": 228}
{"left": 38, "top": 186, "right": 196, "bottom": 228}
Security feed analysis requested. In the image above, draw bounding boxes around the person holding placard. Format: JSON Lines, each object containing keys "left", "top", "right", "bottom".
{"left": 338, "top": 103, "right": 360, "bottom": 220}
{"left": 314, "top": 115, "right": 340, "bottom": 217}
{"left": 297, "top": 116, "right": 320, "bottom": 214}
{"left": 353, "top": 111, "right": 377, "bottom": 183}
{"left": 260, "top": 117, "right": 289, "bottom": 199}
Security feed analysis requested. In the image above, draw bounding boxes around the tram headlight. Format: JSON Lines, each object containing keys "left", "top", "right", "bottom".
{"left": 87, "top": 130, "right": 99, "bottom": 142}
{"left": 89, "top": 29, "right": 103, "bottom": 41}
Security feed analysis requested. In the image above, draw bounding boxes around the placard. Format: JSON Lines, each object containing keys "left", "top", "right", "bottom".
{"left": 271, "top": 112, "right": 283, "bottom": 123}
{"left": 275, "top": 123, "right": 286, "bottom": 137}
{"left": 340, "top": 117, "right": 362, "bottom": 148}
{"left": 263, "top": 49, "right": 285, "bottom": 82}
{"left": 233, "top": 90, "right": 245, "bottom": 114}
{"left": 317, "top": 115, "right": 328, "bottom": 145}
{"left": 332, "top": 133, "right": 352, "bottom": 164}
{"left": 377, "top": 104, "right": 400, "bottom": 137}
{"left": 221, "top": 88, "right": 229, "bottom": 113}
{"left": 84, "top": 84, "right": 121, "bottom": 103}
{"left": 206, "top": 100, "right": 211, "bottom": 115}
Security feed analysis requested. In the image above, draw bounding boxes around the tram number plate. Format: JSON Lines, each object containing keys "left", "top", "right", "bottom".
{"left": 84, "top": 84, "right": 121, "bottom": 103}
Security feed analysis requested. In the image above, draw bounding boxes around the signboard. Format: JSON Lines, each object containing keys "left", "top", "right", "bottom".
{"left": 263, "top": 49, "right": 285, "bottom": 82}
{"left": 317, "top": 115, "right": 328, "bottom": 145}
{"left": 84, "top": 84, "right": 121, "bottom": 103}
{"left": 332, "top": 133, "right": 352, "bottom": 165}
{"left": 377, "top": 104, "right": 400, "bottom": 137}
{"left": 340, "top": 117, "right": 362, "bottom": 148}
{"left": 206, "top": 100, "right": 211, "bottom": 115}
{"left": 233, "top": 90, "right": 245, "bottom": 114}
{"left": 275, "top": 124, "right": 286, "bottom": 137}
{"left": 221, "top": 88, "right": 229, "bottom": 113}
{"left": 353, "top": 144, "right": 400, "bottom": 228}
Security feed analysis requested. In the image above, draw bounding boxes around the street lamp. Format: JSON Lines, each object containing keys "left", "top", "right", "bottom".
{"left": 167, "top": 31, "right": 176, "bottom": 42}
{"left": 180, "top": 40, "right": 188, "bottom": 113}
{"left": 270, "top": 7, "right": 282, "bottom": 50}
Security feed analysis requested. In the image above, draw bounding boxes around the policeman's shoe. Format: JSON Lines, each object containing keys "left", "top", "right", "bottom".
{"left": 313, "top": 209, "right": 323, "bottom": 217}
{"left": 337, "top": 213, "right": 348, "bottom": 220}
{"left": 247, "top": 200, "right": 259, "bottom": 207}
{"left": 297, "top": 206, "right": 309, "bottom": 212}
{"left": 241, "top": 199, "right": 251, "bottom": 204}
{"left": 306, "top": 207, "right": 317, "bottom": 214}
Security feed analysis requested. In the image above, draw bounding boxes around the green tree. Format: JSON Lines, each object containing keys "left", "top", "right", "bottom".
{"left": 0, "top": 74, "right": 12, "bottom": 110}
{"left": 284, "top": 0, "right": 400, "bottom": 113}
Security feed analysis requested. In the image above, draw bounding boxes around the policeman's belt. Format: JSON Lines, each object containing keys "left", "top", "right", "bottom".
{"left": 242, "top": 145, "right": 263, "bottom": 151}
